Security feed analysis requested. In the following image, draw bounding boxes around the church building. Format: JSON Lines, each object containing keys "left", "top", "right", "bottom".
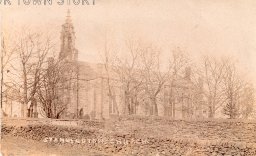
{"left": 2, "top": 11, "right": 207, "bottom": 120}
{"left": 57, "top": 11, "right": 207, "bottom": 120}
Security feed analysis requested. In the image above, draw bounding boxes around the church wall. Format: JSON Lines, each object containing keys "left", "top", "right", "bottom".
{"left": 101, "top": 78, "right": 110, "bottom": 119}
{"left": 158, "top": 91, "right": 165, "bottom": 117}
{"left": 3, "top": 100, "right": 22, "bottom": 117}
{"left": 94, "top": 78, "right": 102, "bottom": 119}
{"left": 54, "top": 61, "right": 203, "bottom": 120}
{"left": 77, "top": 79, "right": 95, "bottom": 119}
{"left": 55, "top": 12, "right": 206, "bottom": 120}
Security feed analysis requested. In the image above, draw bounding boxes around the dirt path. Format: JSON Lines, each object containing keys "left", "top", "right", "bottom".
{"left": 1, "top": 136, "right": 109, "bottom": 156}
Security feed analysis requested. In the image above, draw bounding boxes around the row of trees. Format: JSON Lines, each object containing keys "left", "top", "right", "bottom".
{"left": 201, "top": 56, "right": 255, "bottom": 119}
{"left": 1, "top": 30, "right": 73, "bottom": 118}
{"left": 101, "top": 38, "right": 190, "bottom": 117}
{"left": 101, "top": 37, "right": 255, "bottom": 119}
{"left": 1, "top": 30, "right": 255, "bottom": 119}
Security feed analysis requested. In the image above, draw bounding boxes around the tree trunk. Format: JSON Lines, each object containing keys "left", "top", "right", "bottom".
{"left": 21, "top": 102, "right": 25, "bottom": 118}
{"left": 172, "top": 101, "right": 175, "bottom": 118}
{"left": 208, "top": 106, "right": 215, "bottom": 118}
{"left": 124, "top": 92, "right": 131, "bottom": 115}
{"left": 22, "top": 90, "right": 28, "bottom": 117}
{"left": 208, "top": 101, "right": 215, "bottom": 118}
{"left": 22, "top": 65, "right": 29, "bottom": 118}
{"left": 152, "top": 97, "right": 158, "bottom": 116}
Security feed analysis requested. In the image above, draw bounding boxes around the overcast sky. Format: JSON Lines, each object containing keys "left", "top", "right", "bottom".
{"left": 1, "top": 0, "right": 256, "bottom": 83}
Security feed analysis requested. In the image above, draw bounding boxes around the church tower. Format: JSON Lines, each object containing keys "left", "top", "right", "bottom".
{"left": 59, "top": 10, "right": 78, "bottom": 61}
{"left": 58, "top": 10, "right": 79, "bottom": 118}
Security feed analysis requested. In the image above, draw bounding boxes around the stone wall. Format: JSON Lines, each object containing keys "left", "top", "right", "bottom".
{"left": 3, "top": 117, "right": 256, "bottom": 155}
{"left": 2, "top": 118, "right": 104, "bottom": 129}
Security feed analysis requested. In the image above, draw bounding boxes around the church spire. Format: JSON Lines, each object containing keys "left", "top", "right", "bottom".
{"left": 59, "top": 10, "right": 78, "bottom": 61}
{"left": 66, "top": 9, "right": 72, "bottom": 24}
{"left": 67, "top": 9, "right": 70, "bottom": 16}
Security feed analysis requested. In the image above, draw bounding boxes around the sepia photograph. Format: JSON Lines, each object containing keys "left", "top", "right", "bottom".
{"left": 1, "top": 0, "right": 256, "bottom": 155}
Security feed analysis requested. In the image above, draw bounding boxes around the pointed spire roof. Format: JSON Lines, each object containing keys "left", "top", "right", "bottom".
{"left": 65, "top": 9, "right": 72, "bottom": 24}
{"left": 59, "top": 9, "right": 76, "bottom": 60}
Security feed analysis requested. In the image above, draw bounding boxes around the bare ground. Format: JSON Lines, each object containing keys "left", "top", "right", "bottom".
{"left": 2, "top": 116, "right": 256, "bottom": 156}
{"left": 1, "top": 135, "right": 109, "bottom": 156}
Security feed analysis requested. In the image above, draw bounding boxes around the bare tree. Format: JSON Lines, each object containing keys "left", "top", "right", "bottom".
{"left": 113, "top": 39, "right": 143, "bottom": 115}
{"left": 222, "top": 61, "right": 243, "bottom": 119}
{"left": 37, "top": 58, "right": 66, "bottom": 119}
{"left": 13, "top": 29, "right": 54, "bottom": 117}
{"left": 1, "top": 35, "right": 17, "bottom": 113}
{"left": 98, "top": 32, "right": 120, "bottom": 116}
{"left": 201, "top": 55, "right": 227, "bottom": 118}
{"left": 167, "top": 48, "right": 190, "bottom": 118}
{"left": 140, "top": 45, "right": 171, "bottom": 116}
{"left": 240, "top": 83, "right": 255, "bottom": 119}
